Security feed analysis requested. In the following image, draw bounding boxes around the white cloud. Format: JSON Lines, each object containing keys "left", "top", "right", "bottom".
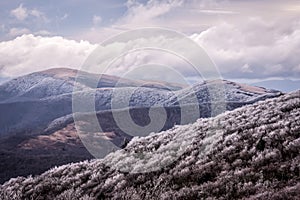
{"left": 4, "top": 0, "right": 300, "bottom": 81}
{"left": 34, "top": 30, "right": 52, "bottom": 36}
{"left": 3, "top": 17, "right": 300, "bottom": 81}
{"left": 198, "top": 9, "right": 237, "bottom": 15}
{"left": 77, "top": 0, "right": 185, "bottom": 43}
{"left": 7, "top": 28, "right": 52, "bottom": 38}
{"left": 192, "top": 17, "right": 300, "bottom": 79}
{"left": 30, "top": 9, "right": 43, "bottom": 18}
{"left": 84, "top": 15, "right": 300, "bottom": 80}
{"left": 75, "top": 0, "right": 242, "bottom": 43}
{"left": 116, "top": 0, "right": 183, "bottom": 28}
{"left": 61, "top": 13, "right": 69, "bottom": 20}
{"left": 8, "top": 27, "right": 31, "bottom": 37}
{"left": 30, "top": 9, "right": 47, "bottom": 22}
{"left": 241, "top": 64, "right": 253, "bottom": 73}
{"left": 78, "top": 14, "right": 300, "bottom": 81}
{"left": 77, "top": 30, "right": 221, "bottom": 83}
{"left": 10, "top": 4, "right": 47, "bottom": 21}
{"left": 93, "top": 15, "right": 102, "bottom": 26}
{"left": 10, "top": 4, "right": 28, "bottom": 21}
{"left": 0, "top": 34, "right": 96, "bottom": 77}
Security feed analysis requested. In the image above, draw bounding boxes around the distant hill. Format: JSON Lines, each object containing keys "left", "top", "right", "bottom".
{"left": 0, "top": 68, "right": 281, "bottom": 137}
{"left": 0, "top": 68, "right": 283, "bottom": 184}
{"left": 0, "top": 77, "right": 9, "bottom": 84}
{"left": 251, "top": 79, "right": 300, "bottom": 93}
{"left": 0, "top": 68, "right": 183, "bottom": 137}
{"left": 1, "top": 91, "right": 299, "bottom": 199}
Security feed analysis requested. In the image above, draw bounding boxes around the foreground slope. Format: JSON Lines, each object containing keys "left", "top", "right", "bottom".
{"left": 1, "top": 91, "right": 299, "bottom": 199}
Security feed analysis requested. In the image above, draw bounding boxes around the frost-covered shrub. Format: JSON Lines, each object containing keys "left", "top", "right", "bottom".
{"left": 0, "top": 91, "right": 299, "bottom": 199}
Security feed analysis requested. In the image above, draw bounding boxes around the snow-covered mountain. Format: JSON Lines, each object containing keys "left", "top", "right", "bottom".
{"left": 0, "top": 68, "right": 283, "bottom": 184}
{"left": 0, "top": 68, "right": 281, "bottom": 137}
{"left": 1, "top": 91, "right": 299, "bottom": 199}
{"left": 0, "top": 68, "right": 180, "bottom": 136}
{"left": 164, "top": 79, "right": 280, "bottom": 106}
{"left": 0, "top": 68, "right": 183, "bottom": 103}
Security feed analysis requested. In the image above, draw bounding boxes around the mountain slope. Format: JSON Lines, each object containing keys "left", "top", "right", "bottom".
{"left": 0, "top": 68, "right": 283, "bottom": 184}
{"left": 252, "top": 79, "right": 300, "bottom": 93}
{"left": 164, "top": 79, "right": 280, "bottom": 106}
{"left": 1, "top": 91, "right": 299, "bottom": 200}
{"left": 0, "top": 68, "right": 179, "bottom": 136}
{"left": 0, "top": 68, "right": 282, "bottom": 137}
{"left": 0, "top": 68, "right": 184, "bottom": 103}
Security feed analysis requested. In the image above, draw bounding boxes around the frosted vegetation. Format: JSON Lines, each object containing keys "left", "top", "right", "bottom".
{"left": 0, "top": 68, "right": 281, "bottom": 137}
{"left": 1, "top": 91, "right": 299, "bottom": 199}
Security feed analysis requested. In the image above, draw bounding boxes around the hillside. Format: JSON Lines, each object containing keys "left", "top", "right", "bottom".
{"left": 0, "top": 68, "right": 281, "bottom": 137}
{"left": 1, "top": 91, "right": 299, "bottom": 199}
{"left": 0, "top": 68, "right": 184, "bottom": 102}
{"left": 0, "top": 68, "right": 283, "bottom": 184}
{"left": 0, "top": 68, "right": 180, "bottom": 137}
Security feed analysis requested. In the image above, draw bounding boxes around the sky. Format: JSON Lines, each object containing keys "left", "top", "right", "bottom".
{"left": 0, "top": 0, "right": 300, "bottom": 90}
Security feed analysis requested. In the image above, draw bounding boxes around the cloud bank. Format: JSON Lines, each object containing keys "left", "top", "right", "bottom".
{"left": 0, "top": 34, "right": 96, "bottom": 77}
{"left": 193, "top": 17, "right": 300, "bottom": 79}
{"left": 1, "top": 0, "right": 300, "bottom": 82}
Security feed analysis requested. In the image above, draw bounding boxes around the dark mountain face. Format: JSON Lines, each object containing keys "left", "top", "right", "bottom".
{"left": 0, "top": 68, "right": 283, "bottom": 184}
{"left": 0, "top": 91, "right": 299, "bottom": 200}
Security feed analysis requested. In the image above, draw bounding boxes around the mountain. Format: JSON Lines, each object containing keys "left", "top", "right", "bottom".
{"left": 0, "top": 68, "right": 184, "bottom": 102}
{"left": 251, "top": 79, "right": 300, "bottom": 93}
{"left": 0, "top": 68, "right": 281, "bottom": 137}
{"left": 164, "top": 79, "right": 280, "bottom": 106}
{"left": 0, "top": 68, "right": 182, "bottom": 137}
{"left": 1, "top": 91, "right": 299, "bottom": 199}
{"left": 0, "top": 68, "right": 283, "bottom": 184}
{"left": 0, "top": 76, "right": 9, "bottom": 85}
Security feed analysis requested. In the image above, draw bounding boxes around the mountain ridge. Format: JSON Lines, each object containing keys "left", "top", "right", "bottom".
{"left": 0, "top": 67, "right": 284, "bottom": 184}
{"left": 1, "top": 90, "right": 299, "bottom": 199}
{"left": 0, "top": 68, "right": 282, "bottom": 137}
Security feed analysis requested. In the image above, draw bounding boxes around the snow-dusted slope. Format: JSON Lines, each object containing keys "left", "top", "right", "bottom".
{"left": 164, "top": 79, "right": 281, "bottom": 106}
{"left": 1, "top": 91, "right": 299, "bottom": 199}
{"left": 0, "top": 68, "right": 177, "bottom": 136}
{"left": 0, "top": 68, "right": 280, "bottom": 104}
{"left": 0, "top": 68, "right": 282, "bottom": 137}
{"left": 0, "top": 68, "right": 183, "bottom": 103}
{"left": 0, "top": 68, "right": 82, "bottom": 102}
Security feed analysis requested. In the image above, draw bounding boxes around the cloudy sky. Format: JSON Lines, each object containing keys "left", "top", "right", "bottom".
{"left": 0, "top": 0, "right": 300, "bottom": 90}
